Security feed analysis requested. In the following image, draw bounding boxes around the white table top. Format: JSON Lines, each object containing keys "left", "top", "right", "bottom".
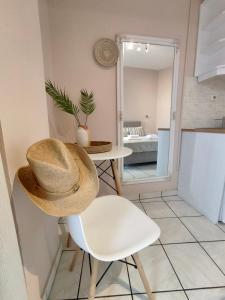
{"left": 89, "top": 146, "right": 132, "bottom": 161}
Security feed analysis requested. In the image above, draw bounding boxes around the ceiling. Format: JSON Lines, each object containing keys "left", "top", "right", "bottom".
{"left": 124, "top": 42, "right": 175, "bottom": 70}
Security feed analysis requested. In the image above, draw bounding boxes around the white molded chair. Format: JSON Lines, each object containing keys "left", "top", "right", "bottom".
{"left": 67, "top": 195, "right": 160, "bottom": 300}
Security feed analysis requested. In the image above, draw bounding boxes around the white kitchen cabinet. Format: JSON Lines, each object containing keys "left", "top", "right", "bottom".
{"left": 178, "top": 131, "right": 225, "bottom": 223}
{"left": 195, "top": 0, "right": 225, "bottom": 81}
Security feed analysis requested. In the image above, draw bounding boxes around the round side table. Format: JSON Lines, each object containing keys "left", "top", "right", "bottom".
{"left": 89, "top": 146, "right": 132, "bottom": 195}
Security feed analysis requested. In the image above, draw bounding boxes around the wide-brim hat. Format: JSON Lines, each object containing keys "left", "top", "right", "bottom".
{"left": 17, "top": 139, "right": 99, "bottom": 217}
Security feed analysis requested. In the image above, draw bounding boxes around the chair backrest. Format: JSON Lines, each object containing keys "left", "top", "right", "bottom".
{"left": 66, "top": 215, "right": 90, "bottom": 253}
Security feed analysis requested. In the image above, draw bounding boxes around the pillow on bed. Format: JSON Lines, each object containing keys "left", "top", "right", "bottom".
{"left": 123, "top": 126, "right": 145, "bottom": 137}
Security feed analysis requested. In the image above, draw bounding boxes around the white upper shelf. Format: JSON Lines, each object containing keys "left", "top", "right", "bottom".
{"left": 195, "top": 0, "right": 225, "bottom": 81}
{"left": 202, "top": 10, "right": 225, "bottom": 32}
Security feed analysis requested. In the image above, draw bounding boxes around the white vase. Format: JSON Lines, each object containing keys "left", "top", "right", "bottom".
{"left": 76, "top": 126, "right": 90, "bottom": 147}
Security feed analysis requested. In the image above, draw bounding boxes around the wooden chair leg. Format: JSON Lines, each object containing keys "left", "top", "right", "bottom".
{"left": 110, "top": 159, "right": 122, "bottom": 196}
{"left": 88, "top": 257, "right": 99, "bottom": 300}
{"left": 132, "top": 253, "right": 155, "bottom": 300}
{"left": 69, "top": 251, "right": 78, "bottom": 272}
{"left": 67, "top": 233, "right": 71, "bottom": 248}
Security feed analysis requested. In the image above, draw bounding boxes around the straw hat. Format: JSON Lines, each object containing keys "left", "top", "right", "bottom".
{"left": 17, "top": 138, "right": 99, "bottom": 217}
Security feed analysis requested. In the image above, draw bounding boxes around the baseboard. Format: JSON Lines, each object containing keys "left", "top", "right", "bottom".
{"left": 42, "top": 243, "right": 63, "bottom": 300}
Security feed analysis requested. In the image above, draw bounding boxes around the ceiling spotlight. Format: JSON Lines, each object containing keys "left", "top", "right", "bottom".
{"left": 136, "top": 44, "right": 141, "bottom": 52}
{"left": 126, "top": 42, "right": 134, "bottom": 50}
{"left": 145, "top": 44, "right": 150, "bottom": 53}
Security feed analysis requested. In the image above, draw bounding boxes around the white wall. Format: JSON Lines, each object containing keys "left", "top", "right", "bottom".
{"left": 0, "top": 0, "right": 59, "bottom": 299}
{"left": 156, "top": 68, "right": 173, "bottom": 129}
{"left": 124, "top": 67, "right": 158, "bottom": 133}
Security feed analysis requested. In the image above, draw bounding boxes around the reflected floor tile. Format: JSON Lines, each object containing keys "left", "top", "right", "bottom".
{"left": 141, "top": 197, "right": 164, "bottom": 203}
{"left": 133, "top": 291, "right": 187, "bottom": 300}
{"left": 163, "top": 195, "right": 183, "bottom": 201}
{"left": 164, "top": 243, "right": 225, "bottom": 289}
{"left": 155, "top": 218, "right": 195, "bottom": 244}
{"left": 48, "top": 251, "right": 83, "bottom": 299}
{"left": 167, "top": 201, "right": 201, "bottom": 217}
{"left": 128, "top": 245, "right": 182, "bottom": 293}
{"left": 201, "top": 241, "right": 225, "bottom": 273}
{"left": 140, "top": 192, "right": 162, "bottom": 199}
{"left": 181, "top": 216, "right": 225, "bottom": 242}
{"left": 79, "top": 254, "right": 130, "bottom": 298}
{"left": 123, "top": 167, "right": 150, "bottom": 179}
{"left": 123, "top": 171, "right": 135, "bottom": 181}
{"left": 187, "top": 288, "right": 225, "bottom": 300}
{"left": 142, "top": 202, "right": 176, "bottom": 218}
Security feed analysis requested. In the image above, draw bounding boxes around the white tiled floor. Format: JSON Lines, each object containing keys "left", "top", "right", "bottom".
{"left": 51, "top": 193, "right": 225, "bottom": 300}
{"left": 186, "top": 288, "right": 225, "bottom": 300}
{"left": 123, "top": 163, "right": 157, "bottom": 181}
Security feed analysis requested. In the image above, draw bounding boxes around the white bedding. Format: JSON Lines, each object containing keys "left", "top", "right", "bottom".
{"left": 123, "top": 134, "right": 158, "bottom": 143}
{"left": 123, "top": 134, "right": 158, "bottom": 153}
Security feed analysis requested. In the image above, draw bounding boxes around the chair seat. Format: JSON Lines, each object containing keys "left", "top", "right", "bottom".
{"left": 80, "top": 195, "right": 160, "bottom": 261}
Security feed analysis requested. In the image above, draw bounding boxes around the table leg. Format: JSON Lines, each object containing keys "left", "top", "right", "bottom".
{"left": 110, "top": 159, "right": 122, "bottom": 196}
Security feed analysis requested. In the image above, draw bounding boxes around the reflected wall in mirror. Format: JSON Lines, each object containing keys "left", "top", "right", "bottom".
{"left": 120, "top": 38, "right": 177, "bottom": 182}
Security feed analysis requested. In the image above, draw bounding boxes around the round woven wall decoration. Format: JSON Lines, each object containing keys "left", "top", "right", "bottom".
{"left": 94, "top": 38, "right": 119, "bottom": 67}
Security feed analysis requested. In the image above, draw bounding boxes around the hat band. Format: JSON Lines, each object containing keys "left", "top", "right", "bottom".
{"left": 45, "top": 182, "right": 80, "bottom": 197}
{"left": 34, "top": 177, "right": 80, "bottom": 200}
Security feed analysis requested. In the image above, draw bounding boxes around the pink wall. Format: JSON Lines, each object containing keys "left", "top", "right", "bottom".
{"left": 1, "top": 0, "right": 59, "bottom": 298}
{"left": 43, "top": 0, "right": 200, "bottom": 192}
{"left": 124, "top": 67, "right": 172, "bottom": 134}
{"left": 124, "top": 67, "right": 158, "bottom": 133}
{"left": 156, "top": 68, "right": 173, "bottom": 129}
{"left": 46, "top": 0, "right": 190, "bottom": 141}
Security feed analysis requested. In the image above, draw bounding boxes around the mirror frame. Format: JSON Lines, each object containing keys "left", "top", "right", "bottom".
{"left": 116, "top": 34, "right": 180, "bottom": 184}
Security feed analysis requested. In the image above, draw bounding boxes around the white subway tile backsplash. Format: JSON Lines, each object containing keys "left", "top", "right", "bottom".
{"left": 182, "top": 77, "right": 225, "bottom": 129}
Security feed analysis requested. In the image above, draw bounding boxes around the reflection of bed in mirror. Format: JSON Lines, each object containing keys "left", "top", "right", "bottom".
{"left": 123, "top": 121, "right": 158, "bottom": 165}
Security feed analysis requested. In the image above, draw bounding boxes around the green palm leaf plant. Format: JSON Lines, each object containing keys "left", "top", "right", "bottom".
{"left": 45, "top": 80, "right": 96, "bottom": 128}
{"left": 80, "top": 89, "right": 96, "bottom": 126}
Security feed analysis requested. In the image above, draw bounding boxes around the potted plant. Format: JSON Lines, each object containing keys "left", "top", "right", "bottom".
{"left": 45, "top": 80, "right": 95, "bottom": 147}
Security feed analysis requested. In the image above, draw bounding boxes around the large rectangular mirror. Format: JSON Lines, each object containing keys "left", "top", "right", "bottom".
{"left": 118, "top": 36, "right": 178, "bottom": 183}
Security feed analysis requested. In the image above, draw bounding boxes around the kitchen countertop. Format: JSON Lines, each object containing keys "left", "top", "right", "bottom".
{"left": 182, "top": 128, "right": 225, "bottom": 134}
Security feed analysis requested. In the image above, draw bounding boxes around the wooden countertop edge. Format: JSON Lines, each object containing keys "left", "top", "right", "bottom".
{"left": 182, "top": 128, "right": 225, "bottom": 134}
{"left": 158, "top": 128, "right": 170, "bottom": 131}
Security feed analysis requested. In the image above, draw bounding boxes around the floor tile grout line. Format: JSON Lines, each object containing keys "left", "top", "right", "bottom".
{"left": 62, "top": 285, "right": 225, "bottom": 300}
{"left": 163, "top": 201, "right": 225, "bottom": 279}
{"left": 76, "top": 251, "right": 85, "bottom": 300}
{"left": 139, "top": 200, "right": 147, "bottom": 215}
{"left": 59, "top": 214, "right": 203, "bottom": 225}
{"left": 62, "top": 240, "right": 225, "bottom": 253}
{"left": 166, "top": 201, "right": 202, "bottom": 218}
{"left": 139, "top": 193, "right": 178, "bottom": 201}
{"left": 160, "top": 240, "right": 225, "bottom": 246}
{"left": 158, "top": 238, "right": 190, "bottom": 300}
{"left": 152, "top": 215, "right": 203, "bottom": 219}
{"left": 125, "top": 258, "right": 134, "bottom": 300}
{"left": 184, "top": 285, "right": 225, "bottom": 291}
{"left": 198, "top": 243, "right": 225, "bottom": 277}
{"left": 141, "top": 200, "right": 184, "bottom": 204}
